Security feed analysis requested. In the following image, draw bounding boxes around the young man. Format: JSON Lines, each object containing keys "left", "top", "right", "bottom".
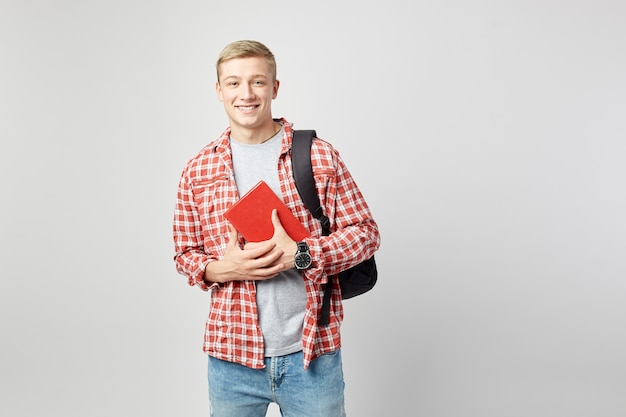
{"left": 173, "top": 40, "right": 380, "bottom": 417}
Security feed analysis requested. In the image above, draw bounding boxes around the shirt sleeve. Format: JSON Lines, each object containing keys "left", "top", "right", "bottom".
{"left": 172, "top": 168, "right": 211, "bottom": 291}
{"left": 308, "top": 141, "right": 381, "bottom": 278}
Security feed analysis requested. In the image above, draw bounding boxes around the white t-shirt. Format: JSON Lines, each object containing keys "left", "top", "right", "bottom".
{"left": 230, "top": 126, "right": 306, "bottom": 357}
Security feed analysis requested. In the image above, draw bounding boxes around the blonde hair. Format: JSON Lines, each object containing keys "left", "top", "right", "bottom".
{"left": 216, "top": 40, "right": 277, "bottom": 82}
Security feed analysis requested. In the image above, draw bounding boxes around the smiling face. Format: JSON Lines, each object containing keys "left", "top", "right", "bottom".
{"left": 216, "top": 56, "right": 280, "bottom": 141}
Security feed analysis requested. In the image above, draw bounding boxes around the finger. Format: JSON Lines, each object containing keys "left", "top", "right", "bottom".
{"left": 270, "top": 209, "right": 286, "bottom": 236}
{"left": 249, "top": 263, "right": 285, "bottom": 280}
{"left": 225, "top": 224, "right": 239, "bottom": 250}
{"left": 245, "top": 242, "right": 279, "bottom": 260}
{"left": 243, "top": 240, "right": 265, "bottom": 250}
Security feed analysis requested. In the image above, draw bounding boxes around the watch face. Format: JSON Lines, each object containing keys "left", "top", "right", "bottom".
{"left": 295, "top": 253, "right": 312, "bottom": 269}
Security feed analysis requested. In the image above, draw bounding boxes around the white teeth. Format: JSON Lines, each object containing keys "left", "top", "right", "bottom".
{"left": 239, "top": 106, "right": 255, "bottom": 111}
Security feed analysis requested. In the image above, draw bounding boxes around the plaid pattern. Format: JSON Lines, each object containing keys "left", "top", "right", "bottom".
{"left": 173, "top": 118, "right": 380, "bottom": 369}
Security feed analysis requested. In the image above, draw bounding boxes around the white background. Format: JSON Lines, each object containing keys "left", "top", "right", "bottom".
{"left": 1, "top": 1, "right": 625, "bottom": 416}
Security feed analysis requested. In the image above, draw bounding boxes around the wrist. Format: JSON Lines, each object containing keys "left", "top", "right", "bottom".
{"left": 294, "top": 241, "right": 312, "bottom": 270}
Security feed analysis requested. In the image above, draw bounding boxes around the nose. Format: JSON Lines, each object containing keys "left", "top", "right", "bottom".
{"left": 240, "top": 83, "right": 255, "bottom": 100}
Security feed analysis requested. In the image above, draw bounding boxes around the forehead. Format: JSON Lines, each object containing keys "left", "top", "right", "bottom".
{"left": 218, "top": 56, "right": 272, "bottom": 80}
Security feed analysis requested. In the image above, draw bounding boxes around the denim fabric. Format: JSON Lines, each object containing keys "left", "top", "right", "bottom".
{"left": 207, "top": 350, "right": 346, "bottom": 417}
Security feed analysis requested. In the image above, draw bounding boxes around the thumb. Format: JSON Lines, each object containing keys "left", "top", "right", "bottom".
{"left": 226, "top": 224, "right": 239, "bottom": 246}
{"left": 270, "top": 209, "right": 286, "bottom": 236}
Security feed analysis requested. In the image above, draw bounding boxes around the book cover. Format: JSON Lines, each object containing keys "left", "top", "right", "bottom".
{"left": 224, "top": 180, "right": 310, "bottom": 242}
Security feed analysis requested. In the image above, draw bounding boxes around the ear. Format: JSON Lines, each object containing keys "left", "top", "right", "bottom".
{"left": 216, "top": 81, "right": 224, "bottom": 102}
{"left": 272, "top": 79, "right": 280, "bottom": 99}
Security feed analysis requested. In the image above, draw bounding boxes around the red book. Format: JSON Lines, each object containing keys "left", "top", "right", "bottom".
{"left": 224, "top": 180, "right": 310, "bottom": 242}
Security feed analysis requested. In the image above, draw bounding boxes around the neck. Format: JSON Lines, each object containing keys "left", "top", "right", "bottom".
{"left": 259, "top": 122, "right": 281, "bottom": 143}
{"left": 231, "top": 122, "right": 280, "bottom": 145}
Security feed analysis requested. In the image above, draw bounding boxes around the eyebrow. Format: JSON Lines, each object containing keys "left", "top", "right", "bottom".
{"left": 222, "top": 74, "right": 269, "bottom": 82}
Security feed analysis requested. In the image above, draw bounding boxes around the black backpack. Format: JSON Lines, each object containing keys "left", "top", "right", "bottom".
{"left": 291, "top": 130, "right": 378, "bottom": 326}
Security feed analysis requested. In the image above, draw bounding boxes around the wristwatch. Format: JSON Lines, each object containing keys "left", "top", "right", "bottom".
{"left": 294, "top": 241, "right": 312, "bottom": 270}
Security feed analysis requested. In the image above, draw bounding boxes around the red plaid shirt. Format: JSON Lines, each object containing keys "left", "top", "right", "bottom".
{"left": 173, "top": 118, "right": 380, "bottom": 369}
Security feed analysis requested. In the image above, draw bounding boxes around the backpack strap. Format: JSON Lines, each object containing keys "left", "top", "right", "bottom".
{"left": 292, "top": 130, "right": 331, "bottom": 235}
{"left": 292, "top": 129, "right": 333, "bottom": 326}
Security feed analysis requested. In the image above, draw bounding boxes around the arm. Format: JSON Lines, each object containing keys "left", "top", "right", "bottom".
{"left": 205, "top": 222, "right": 289, "bottom": 283}
{"left": 174, "top": 171, "right": 289, "bottom": 287}
{"left": 173, "top": 170, "right": 213, "bottom": 290}
{"left": 310, "top": 145, "right": 380, "bottom": 277}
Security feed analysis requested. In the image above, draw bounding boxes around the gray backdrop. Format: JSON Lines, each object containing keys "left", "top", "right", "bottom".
{"left": 1, "top": 1, "right": 625, "bottom": 416}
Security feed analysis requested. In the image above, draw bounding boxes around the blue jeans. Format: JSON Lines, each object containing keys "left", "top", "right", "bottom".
{"left": 207, "top": 350, "right": 346, "bottom": 417}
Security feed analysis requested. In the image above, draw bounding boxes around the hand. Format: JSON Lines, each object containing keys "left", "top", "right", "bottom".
{"left": 244, "top": 209, "right": 298, "bottom": 270}
{"left": 204, "top": 224, "right": 285, "bottom": 283}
